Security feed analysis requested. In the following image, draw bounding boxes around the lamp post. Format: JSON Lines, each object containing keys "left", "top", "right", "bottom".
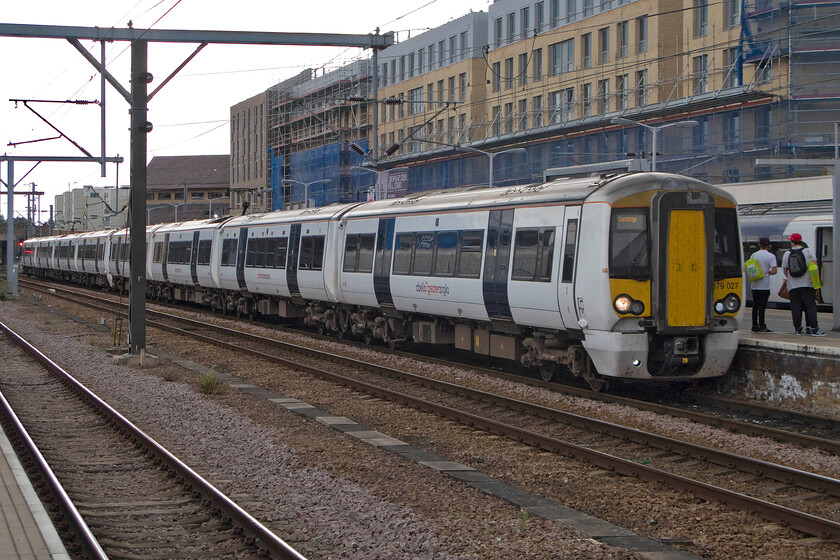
{"left": 208, "top": 195, "right": 230, "bottom": 218}
{"left": 610, "top": 117, "right": 699, "bottom": 171}
{"left": 281, "top": 179, "right": 330, "bottom": 208}
{"left": 147, "top": 203, "right": 179, "bottom": 224}
{"left": 456, "top": 146, "right": 527, "bottom": 187}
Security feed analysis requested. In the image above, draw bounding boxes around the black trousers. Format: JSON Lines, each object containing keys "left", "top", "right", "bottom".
{"left": 789, "top": 286, "right": 818, "bottom": 330}
{"left": 751, "top": 289, "right": 770, "bottom": 328}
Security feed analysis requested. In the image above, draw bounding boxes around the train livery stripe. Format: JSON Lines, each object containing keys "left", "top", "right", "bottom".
{"left": 235, "top": 227, "right": 248, "bottom": 292}
{"left": 286, "top": 223, "right": 301, "bottom": 296}
{"left": 482, "top": 209, "right": 514, "bottom": 319}
{"left": 162, "top": 233, "right": 170, "bottom": 283}
{"left": 373, "top": 218, "right": 395, "bottom": 306}
{"left": 667, "top": 209, "right": 706, "bottom": 327}
{"left": 190, "top": 231, "right": 200, "bottom": 286}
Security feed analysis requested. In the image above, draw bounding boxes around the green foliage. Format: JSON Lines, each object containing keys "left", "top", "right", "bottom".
{"left": 198, "top": 373, "right": 223, "bottom": 395}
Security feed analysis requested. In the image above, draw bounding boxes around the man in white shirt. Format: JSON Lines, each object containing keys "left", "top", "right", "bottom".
{"left": 782, "top": 233, "right": 825, "bottom": 336}
{"left": 747, "top": 237, "right": 777, "bottom": 332}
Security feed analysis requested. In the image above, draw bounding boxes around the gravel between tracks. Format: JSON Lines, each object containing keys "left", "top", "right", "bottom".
{"left": 3, "top": 296, "right": 839, "bottom": 559}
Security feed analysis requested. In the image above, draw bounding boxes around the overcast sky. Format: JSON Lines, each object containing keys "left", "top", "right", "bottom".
{"left": 1, "top": 0, "right": 490, "bottom": 222}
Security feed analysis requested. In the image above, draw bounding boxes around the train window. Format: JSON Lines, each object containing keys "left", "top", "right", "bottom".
{"left": 153, "top": 242, "right": 164, "bottom": 263}
{"left": 393, "top": 234, "right": 413, "bottom": 275}
{"left": 434, "top": 232, "right": 458, "bottom": 276}
{"left": 357, "top": 234, "right": 375, "bottom": 273}
{"left": 246, "top": 237, "right": 257, "bottom": 267}
{"left": 221, "top": 238, "right": 238, "bottom": 267}
{"left": 413, "top": 233, "right": 435, "bottom": 276}
{"left": 97, "top": 243, "right": 105, "bottom": 261}
{"left": 298, "top": 235, "right": 325, "bottom": 271}
{"left": 343, "top": 234, "right": 360, "bottom": 272}
{"left": 456, "top": 230, "right": 484, "bottom": 278}
{"left": 609, "top": 209, "right": 650, "bottom": 280}
{"left": 264, "top": 239, "right": 277, "bottom": 269}
{"left": 561, "top": 219, "right": 578, "bottom": 283}
{"left": 538, "top": 229, "right": 555, "bottom": 282}
{"left": 713, "top": 208, "right": 742, "bottom": 280}
{"left": 512, "top": 229, "right": 539, "bottom": 281}
{"left": 197, "top": 240, "right": 212, "bottom": 266}
{"left": 274, "top": 238, "right": 288, "bottom": 269}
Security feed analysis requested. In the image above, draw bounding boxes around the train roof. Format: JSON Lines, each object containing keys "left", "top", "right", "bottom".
{"left": 150, "top": 218, "right": 227, "bottom": 234}
{"left": 222, "top": 202, "right": 362, "bottom": 228}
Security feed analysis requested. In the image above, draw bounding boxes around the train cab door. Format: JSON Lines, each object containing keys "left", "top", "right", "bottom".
{"left": 557, "top": 206, "right": 581, "bottom": 331}
{"left": 817, "top": 227, "right": 833, "bottom": 304}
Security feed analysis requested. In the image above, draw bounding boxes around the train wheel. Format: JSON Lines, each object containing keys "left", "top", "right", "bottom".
{"left": 249, "top": 303, "right": 258, "bottom": 321}
{"left": 587, "top": 377, "right": 609, "bottom": 392}
{"left": 363, "top": 330, "right": 374, "bottom": 345}
{"left": 335, "top": 311, "right": 349, "bottom": 340}
{"left": 539, "top": 363, "right": 556, "bottom": 382}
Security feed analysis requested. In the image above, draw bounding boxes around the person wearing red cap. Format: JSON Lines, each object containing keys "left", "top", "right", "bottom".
{"left": 782, "top": 233, "right": 825, "bottom": 336}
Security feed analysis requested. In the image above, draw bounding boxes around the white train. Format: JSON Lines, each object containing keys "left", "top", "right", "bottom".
{"left": 22, "top": 172, "right": 744, "bottom": 390}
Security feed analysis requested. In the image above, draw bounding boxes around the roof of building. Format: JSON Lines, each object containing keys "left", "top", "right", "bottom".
{"left": 147, "top": 155, "right": 230, "bottom": 192}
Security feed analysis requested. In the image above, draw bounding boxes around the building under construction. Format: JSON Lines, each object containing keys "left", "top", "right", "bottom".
{"left": 231, "top": 0, "right": 840, "bottom": 209}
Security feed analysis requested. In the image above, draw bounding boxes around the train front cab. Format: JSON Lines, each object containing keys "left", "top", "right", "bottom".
{"left": 584, "top": 177, "right": 743, "bottom": 382}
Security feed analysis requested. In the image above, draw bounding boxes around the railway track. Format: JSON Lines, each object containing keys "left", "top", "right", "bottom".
{"left": 18, "top": 277, "right": 840, "bottom": 454}
{"left": 0, "top": 320, "right": 305, "bottom": 560}
{"left": 16, "top": 279, "right": 840, "bottom": 543}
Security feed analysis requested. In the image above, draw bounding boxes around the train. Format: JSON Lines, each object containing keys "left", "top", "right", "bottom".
{"left": 21, "top": 172, "right": 744, "bottom": 390}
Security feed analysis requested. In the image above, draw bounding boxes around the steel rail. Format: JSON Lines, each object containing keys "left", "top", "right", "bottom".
{"left": 19, "top": 277, "right": 840, "bottom": 456}
{"left": 0, "top": 320, "right": 307, "bottom": 560}
{"left": 139, "top": 317, "right": 840, "bottom": 543}
{"left": 0, "top": 384, "right": 107, "bottom": 559}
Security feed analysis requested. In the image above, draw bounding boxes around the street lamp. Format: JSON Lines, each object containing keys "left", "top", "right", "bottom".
{"left": 281, "top": 179, "right": 331, "bottom": 208}
{"left": 208, "top": 195, "right": 230, "bottom": 218}
{"left": 456, "top": 146, "right": 527, "bottom": 187}
{"left": 610, "top": 117, "right": 699, "bottom": 172}
{"left": 147, "top": 203, "right": 179, "bottom": 224}
{"left": 351, "top": 166, "right": 410, "bottom": 201}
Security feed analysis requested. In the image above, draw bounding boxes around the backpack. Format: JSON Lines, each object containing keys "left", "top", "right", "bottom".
{"left": 745, "top": 257, "right": 764, "bottom": 283}
{"left": 788, "top": 248, "right": 807, "bottom": 277}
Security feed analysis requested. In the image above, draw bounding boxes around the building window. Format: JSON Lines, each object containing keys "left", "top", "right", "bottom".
{"left": 534, "top": 48, "right": 543, "bottom": 81}
{"left": 598, "top": 78, "right": 610, "bottom": 114}
{"left": 694, "top": 0, "right": 708, "bottom": 38}
{"left": 518, "top": 98, "right": 528, "bottom": 130}
{"left": 549, "top": 89, "right": 573, "bottom": 123}
{"left": 635, "top": 70, "right": 648, "bottom": 106}
{"left": 725, "top": 0, "right": 739, "bottom": 28}
{"left": 724, "top": 47, "right": 741, "bottom": 88}
{"left": 582, "top": 33, "right": 591, "bottom": 68}
{"left": 459, "top": 73, "right": 467, "bottom": 101}
{"left": 505, "top": 102, "right": 514, "bottom": 134}
{"left": 551, "top": 0, "right": 560, "bottom": 27}
{"left": 505, "top": 57, "right": 514, "bottom": 89}
{"left": 724, "top": 112, "right": 741, "bottom": 149}
{"left": 636, "top": 16, "right": 648, "bottom": 54}
{"left": 566, "top": 0, "right": 576, "bottom": 23}
{"left": 492, "top": 61, "right": 501, "bottom": 92}
{"left": 693, "top": 54, "right": 708, "bottom": 93}
{"left": 507, "top": 13, "right": 516, "bottom": 43}
{"left": 408, "top": 86, "right": 424, "bottom": 115}
{"left": 533, "top": 95, "right": 543, "bottom": 127}
{"left": 617, "top": 21, "right": 628, "bottom": 59}
{"left": 390, "top": 60, "right": 397, "bottom": 84}
{"left": 494, "top": 18, "right": 503, "bottom": 48}
{"left": 616, "top": 74, "right": 628, "bottom": 110}
{"left": 583, "top": 0, "right": 593, "bottom": 17}
{"left": 492, "top": 106, "right": 501, "bottom": 136}
{"left": 519, "top": 53, "right": 529, "bottom": 86}
{"left": 692, "top": 118, "right": 708, "bottom": 153}
{"left": 521, "top": 6, "right": 530, "bottom": 38}
{"left": 448, "top": 76, "right": 456, "bottom": 102}
{"left": 599, "top": 27, "right": 610, "bottom": 64}
{"left": 459, "top": 113, "right": 468, "bottom": 142}
{"left": 428, "top": 44, "right": 435, "bottom": 70}
{"left": 756, "top": 59, "right": 772, "bottom": 83}
{"left": 408, "top": 52, "right": 415, "bottom": 78}
{"left": 535, "top": 2, "right": 545, "bottom": 33}
{"left": 418, "top": 48, "right": 425, "bottom": 73}
{"left": 438, "top": 40, "right": 446, "bottom": 66}
{"left": 460, "top": 31, "right": 469, "bottom": 59}
{"left": 755, "top": 107, "right": 771, "bottom": 143}
{"left": 550, "top": 39, "right": 574, "bottom": 75}
{"left": 449, "top": 36, "right": 457, "bottom": 63}
{"left": 582, "top": 82, "right": 592, "bottom": 117}
{"left": 399, "top": 56, "right": 405, "bottom": 81}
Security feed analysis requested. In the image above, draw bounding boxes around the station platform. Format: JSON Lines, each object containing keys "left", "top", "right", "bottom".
{"left": 740, "top": 307, "right": 840, "bottom": 351}
{"left": 0, "top": 426, "right": 69, "bottom": 560}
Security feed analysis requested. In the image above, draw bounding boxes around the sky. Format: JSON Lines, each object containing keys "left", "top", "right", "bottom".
{"left": 1, "top": 0, "right": 490, "bottom": 222}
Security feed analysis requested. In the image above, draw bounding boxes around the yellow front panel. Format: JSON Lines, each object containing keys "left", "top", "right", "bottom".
{"left": 668, "top": 210, "right": 706, "bottom": 327}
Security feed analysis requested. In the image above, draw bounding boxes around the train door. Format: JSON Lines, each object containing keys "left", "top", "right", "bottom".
{"left": 482, "top": 209, "right": 514, "bottom": 319}
{"left": 190, "top": 230, "right": 200, "bottom": 286}
{"left": 286, "top": 223, "right": 302, "bottom": 296}
{"left": 557, "top": 206, "right": 581, "bottom": 331}
{"left": 817, "top": 227, "right": 833, "bottom": 304}
{"left": 373, "top": 217, "right": 395, "bottom": 307}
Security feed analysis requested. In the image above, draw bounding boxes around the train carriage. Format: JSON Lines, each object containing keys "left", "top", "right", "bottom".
{"left": 148, "top": 219, "right": 220, "bottom": 302}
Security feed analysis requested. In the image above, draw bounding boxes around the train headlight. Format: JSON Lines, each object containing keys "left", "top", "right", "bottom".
{"left": 614, "top": 294, "right": 645, "bottom": 316}
{"left": 714, "top": 293, "right": 741, "bottom": 315}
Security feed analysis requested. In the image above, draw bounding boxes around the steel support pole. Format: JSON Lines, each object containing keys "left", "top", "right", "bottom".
{"left": 371, "top": 34, "right": 379, "bottom": 160}
{"left": 488, "top": 153, "right": 495, "bottom": 187}
{"left": 833, "top": 165, "right": 840, "bottom": 331}
{"left": 651, "top": 128, "right": 658, "bottom": 172}
{"left": 129, "top": 40, "right": 148, "bottom": 354}
{"left": 5, "top": 161, "right": 16, "bottom": 294}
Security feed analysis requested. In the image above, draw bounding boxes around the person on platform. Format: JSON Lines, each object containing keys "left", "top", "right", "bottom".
{"left": 782, "top": 233, "right": 826, "bottom": 336}
{"left": 746, "top": 237, "right": 777, "bottom": 332}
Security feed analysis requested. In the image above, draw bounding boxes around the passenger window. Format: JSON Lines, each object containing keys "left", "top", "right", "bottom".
{"left": 456, "top": 230, "right": 484, "bottom": 278}
{"left": 561, "top": 219, "right": 578, "bottom": 283}
{"left": 393, "top": 234, "right": 413, "bottom": 275}
{"left": 434, "top": 232, "right": 458, "bottom": 276}
{"left": 512, "top": 229, "right": 540, "bottom": 281}
{"left": 274, "top": 238, "right": 288, "bottom": 269}
{"left": 538, "top": 229, "right": 555, "bottom": 282}
{"left": 357, "top": 234, "right": 375, "bottom": 273}
{"left": 609, "top": 209, "right": 649, "bottom": 280}
{"left": 221, "top": 238, "right": 238, "bottom": 267}
{"left": 343, "top": 234, "right": 360, "bottom": 272}
{"left": 413, "top": 233, "right": 435, "bottom": 276}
